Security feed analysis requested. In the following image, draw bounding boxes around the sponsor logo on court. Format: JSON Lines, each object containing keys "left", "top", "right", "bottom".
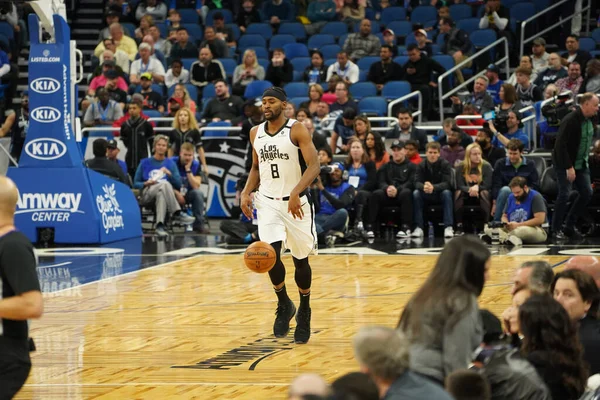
{"left": 16, "top": 192, "right": 84, "bottom": 222}
{"left": 31, "top": 106, "right": 61, "bottom": 123}
{"left": 96, "top": 184, "right": 124, "bottom": 234}
{"left": 30, "top": 77, "right": 60, "bottom": 94}
{"left": 24, "top": 138, "right": 67, "bottom": 160}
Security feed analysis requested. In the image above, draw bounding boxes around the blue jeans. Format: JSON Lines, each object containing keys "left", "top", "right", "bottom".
{"left": 494, "top": 186, "right": 512, "bottom": 222}
{"left": 315, "top": 209, "right": 349, "bottom": 235}
{"left": 551, "top": 167, "right": 593, "bottom": 232}
{"left": 413, "top": 189, "right": 454, "bottom": 229}
{"left": 185, "top": 189, "right": 205, "bottom": 228}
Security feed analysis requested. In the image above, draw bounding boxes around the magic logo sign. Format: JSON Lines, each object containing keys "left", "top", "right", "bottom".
{"left": 96, "top": 184, "right": 124, "bottom": 234}
{"left": 16, "top": 192, "right": 84, "bottom": 222}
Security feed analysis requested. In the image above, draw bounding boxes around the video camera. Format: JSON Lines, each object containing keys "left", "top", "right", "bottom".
{"left": 316, "top": 163, "right": 347, "bottom": 187}
{"left": 541, "top": 93, "right": 573, "bottom": 127}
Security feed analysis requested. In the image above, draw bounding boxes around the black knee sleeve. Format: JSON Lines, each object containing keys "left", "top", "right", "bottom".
{"left": 293, "top": 256, "right": 312, "bottom": 290}
{"left": 267, "top": 241, "right": 285, "bottom": 286}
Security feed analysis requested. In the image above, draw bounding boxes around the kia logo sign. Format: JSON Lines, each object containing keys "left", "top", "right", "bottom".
{"left": 30, "top": 78, "right": 60, "bottom": 94}
{"left": 24, "top": 138, "right": 67, "bottom": 161}
{"left": 30, "top": 107, "right": 61, "bottom": 123}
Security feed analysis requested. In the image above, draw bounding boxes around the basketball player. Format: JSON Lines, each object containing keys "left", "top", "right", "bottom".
{"left": 0, "top": 176, "right": 43, "bottom": 398}
{"left": 241, "top": 87, "right": 320, "bottom": 344}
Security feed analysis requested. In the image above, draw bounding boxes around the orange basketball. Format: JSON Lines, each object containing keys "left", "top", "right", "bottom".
{"left": 244, "top": 241, "right": 277, "bottom": 273}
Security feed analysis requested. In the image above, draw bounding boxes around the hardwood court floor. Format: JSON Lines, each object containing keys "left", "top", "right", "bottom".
{"left": 16, "top": 254, "right": 567, "bottom": 400}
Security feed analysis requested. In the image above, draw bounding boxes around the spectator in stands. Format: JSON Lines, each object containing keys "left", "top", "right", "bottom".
{"left": 106, "top": 139, "right": 129, "bottom": 178}
{"left": 478, "top": 0, "right": 510, "bottom": 35}
{"left": 515, "top": 67, "right": 543, "bottom": 107}
{"left": 265, "top": 48, "right": 293, "bottom": 87}
{"left": 148, "top": 25, "right": 171, "bottom": 58}
{"left": 135, "top": 15, "right": 154, "bottom": 41}
{"left": 139, "top": 73, "right": 165, "bottom": 113}
{"left": 509, "top": 260, "right": 554, "bottom": 295}
{"left": 169, "top": 28, "right": 199, "bottom": 62}
{"left": 579, "top": 59, "right": 600, "bottom": 95}
{"left": 552, "top": 269, "right": 600, "bottom": 375}
{"left": 441, "top": 126, "right": 465, "bottom": 167}
{"left": 398, "top": 235, "right": 490, "bottom": 383}
{"left": 382, "top": 29, "right": 398, "bottom": 57}
{"left": 491, "top": 139, "right": 539, "bottom": 222}
{"left": 341, "top": 0, "right": 366, "bottom": 24}
{"left": 439, "top": 17, "right": 472, "bottom": 84}
{"left": 302, "top": 118, "right": 329, "bottom": 153}
{"left": 445, "top": 370, "right": 491, "bottom": 400}
{"left": 352, "top": 115, "right": 370, "bottom": 141}
{"left": 199, "top": 0, "right": 234, "bottom": 25}
{"left": 531, "top": 37, "right": 549, "bottom": 73}
{"left": 94, "top": 23, "right": 138, "bottom": 61}
{"left": 518, "top": 295, "right": 588, "bottom": 400}
{"left": 365, "top": 140, "right": 416, "bottom": 239}
{"left": 412, "top": 142, "right": 454, "bottom": 238}
{"left": 263, "top": 0, "right": 293, "bottom": 29}
{"left": 190, "top": 47, "right": 226, "bottom": 96}
{"left": 365, "top": 131, "right": 389, "bottom": 170}
{"left": 84, "top": 87, "right": 124, "bottom": 128}
{"left": 134, "top": 135, "right": 195, "bottom": 237}
{"left": 330, "top": 107, "right": 356, "bottom": 153}
{"left": 212, "top": 12, "right": 235, "bottom": 48}
{"left": 98, "top": 8, "right": 121, "bottom": 41}
{"left": 165, "top": 59, "right": 189, "bottom": 88}
{"left": 413, "top": 28, "right": 432, "bottom": 58}
{"left": 476, "top": 127, "right": 505, "bottom": 168}
{"left": 120, "top": 98, "right": 155, "bottom": 176}
{"left": 166, "top": 9, "right": 181, "bottom": 41}
{"left": 130, "top": 43, "right": 165, "bottom": 85}
{"left": 135, "top": 0, "right": 167, "bottom": 22}
{"left": 232, "top": 49, "right": 265, "bottom": 97}
{"left": 9, "top": 91, "right": 27, "bottom": 162}
{"left": 331, "top": 372, "right": 379, "bottom": 400}
{"left": 535, "top": 53, "right": 567, "bottom": 90}
{"left": 343, "top": 19, "right": 381, "bottom": 62}
{"left": 201, "top": 80, "right": 244, "bottom": 125}
{"left": 544, "top": 83, "right": 559, "bottom": 99}
{"left": 329, "top": 81, "right": 359, "bottom": 119}
{"left": 304, "top": 50, "right": 327, "bottom": 86}
{"left": 561, "top": 35, "right": 592, "bottom": 76}
{"left": 101, "top": 39, "right": 131, "bottom": 73}
{"left": 236, "top": 0, "right": 261, "bottom": 33}
{"left": 172, "top": 142, "right": 206, "bottom": 233}
{"left": 485, "top": 64, "right": 503, "bottom": 105}
{"left": 169, "top": 84, "right": 196, "bottom": 114}
{"left": 353, "top": 326, "right": 454, "bottom": 400}
{"left": 295, "top": 108, "right": 310, "bottom": 122}
{"left": 200, "top": 26, "right": 228, "bottom": 59}
{"left": 89, "top": 61, "right": 128, "bottom": 98}
{"left": 289, "top": 374, "right": 332, "bottom": 400}
{"left": 496, "top": 83, "right": 522, "bottom": 118}
{"left": 283, "top": 102, "right": 296, "bottom": 119}
{"left": 488, "top": 110, "right": 529, "bottom": 150}
{"left": 385, "top": 108, "right": 428, "bottom": 152}
{"left": 437, "top": 117, "right": 473, "bottom": 148}
{"left": 326, "top": 52, "right": 360, "bottom": 86}
{"left": 140, "top": 35, "right": 167, "bottom": 67}
{"left": 454, "top": 143, "right": 492, "bottom": 235}
{"left": 451, "top": 76, "right": 494, "bottom": 115}
{"left": 306, "top": 0, "right": 336, "bottom": 35}
{"left": 552, "top": 92, "right": 597, "bottom": 240}
{"left": 507, "top": 55, "right": 538, "bottom": 86}
{"left": 367, "top": 45, "right": 403, "bottom": 93}
{"left": 91, "top": 51, "right": 126, "bottom": 82}
{"left": 555, "top": 62, "right": 582, "bottom": 99}
{"left": 318, "top": 147, "right": 333, "bottom": 167}
{"left": 314, "top": 101, "right": 333, "bottom": 134}
{"left": 502, "top": 286, "right": 532, "bottom": 336}
{"left": 345, "top": 137, "right": 376, "bottom": 228}
{"left": 86, "top": 139, "right": 130, "bottom": 185}
{"left": 405, "top": 140, "right": 422, "bottom": 165}
{"left": 299, "top": 84, "right": 324, "bottom": 116}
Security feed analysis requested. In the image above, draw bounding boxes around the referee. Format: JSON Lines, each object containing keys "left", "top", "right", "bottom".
{"left": 0, "top": 176, "right": 43, "bottom": 399}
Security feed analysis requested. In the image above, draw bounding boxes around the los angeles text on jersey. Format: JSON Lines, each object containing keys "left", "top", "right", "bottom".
{"left": 16, "top": 192, "right": 83, "bottom": 222}
{"left": 258, "top": 144, "right": 290, "bottom": 163}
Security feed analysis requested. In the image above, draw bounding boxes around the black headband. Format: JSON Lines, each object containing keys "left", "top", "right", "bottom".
{"left": 263, "top": 87, "right": 287, "bottom": 102}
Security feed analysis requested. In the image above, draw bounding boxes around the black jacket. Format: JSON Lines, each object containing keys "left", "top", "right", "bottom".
{"left": 414, "top": 159, "right": 452, "bottom": 192}
{"left": 385, "top": 125, "right": 429, "bottom": 152}
{"left": 303, "top": 65, "right": 327, "bottom": 84}
{"left": 400, "top": 56, "right": 446, "bottom": 86}
{"left": 120, "top": 117, "right": 154, "bottom": 172}
{"left": 367, "top": 61, "right": 403, "bottom": 85}
{"left": 344, "top": 160, "right": 377, "bottom": 192}
{"left": 265, "top": 58, "right": 293, "bottom": 87}
{"left": 579, "top": 315, "right": 600, "bottom": 376}
{"left": 377, "top": 158, "right": 416, "bottom": 191}
{"left": 85, "top": 156, "right": 131, "bottom": 186}
{"left": 552, "top": 107, "right": 590, "bottom": 170}
{"left": 481, "top": 145, "right": 506, "bottom": 169}
{"left": 566, "top": 50, "right": 592, "bottom": 78}
{"left": 442, "top": 27, "right": 472, "bottom": 55}
{"left": 492, "top": 156, "right": 539, "bottom": 198}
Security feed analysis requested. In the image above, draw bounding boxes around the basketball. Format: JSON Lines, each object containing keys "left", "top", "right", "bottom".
{"left": 244, "top": 241, "right": 277, "bottom": 273}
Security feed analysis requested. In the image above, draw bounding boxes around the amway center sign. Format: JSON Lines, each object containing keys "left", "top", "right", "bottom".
{"left": 16, "top": 192, "right": 84, "bottom": 222}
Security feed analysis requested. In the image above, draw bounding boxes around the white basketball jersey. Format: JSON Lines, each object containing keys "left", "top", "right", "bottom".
{"left": 254, "top": 118, "right": 306, "bottom": 199}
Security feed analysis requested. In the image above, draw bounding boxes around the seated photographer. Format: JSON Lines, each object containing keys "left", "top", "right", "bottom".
{"left": 311, "top": 163, "right": 356, "bottom": 245}
{"left": 85, "top": 138, "right": 130, "bottom": 186}
{"left": 412, "top": 142, "right": 454, "bottom": 238}
{"left": 475, "top": 128, "right": 506, "bottom": 168}
{"left": 133, "top": 135, "right": 195, "bottom": 237}
{"left": 220, "top": 174, "right": 258, "bottom": 245}
{"left": 539, "top": 93, "right": 573, "bottom": 149}
{"left": 171, "top": 143, "right": 206, "bottom": 233}
{"left": 491, "top": 139, "right": 539, "bottom": 222}
{"left": 484, "top": 176, "right": 547, "bottom": 246}
{"left": 487, "top": 111, "right": 529, "bottom": 150}
{"left": 454, "top": 143, "right": 493, "bottom": 235}
{"left": 365, "top": 140, "right": 416, "bottom": 239}
{"left": 344, "top": 137, "right": 376, "bottom": 230}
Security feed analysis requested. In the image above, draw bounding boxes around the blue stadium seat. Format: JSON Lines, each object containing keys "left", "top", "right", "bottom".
{"left": 181, "top": 58, "right": 197, "bottom": 71}
{"left": 121, "top": 22, "right": 135, "bottom": 37}
{"left": 349, "top": 82, "right": 377, "bottom": 100}
{"left": 579, "top": 37, "right": 597, "bottom": 53}
{"left": 278, "top": 23, "right": 307, "bottom": 42}
{"left": 202, "top": 83, "right": 216, "bottom": 101}
{"left": 227, "top": 24, "right": 241, "bottom": 42}
{"left": 393, "top": 56, "right": 409, "bottom": 65}
{"left": 457, "top": 18, "right": 480, "bottom": 35}
{"left": 239, "top": 35, "right": 267, "bottom": 52}
{"left": 338, "top": 33, "right": 349, "bottom": 47}
{"left": 381, "top": 7, "right": 407, "bottom": 25}
{"left": 289, "top": 97, "right": 309, "bottom": 109}
{"left": 431, "top": 44, "right": 441, "bottom": 55}
{"left": 353, "top": 21, "right": 381, "bottom": 34}
{"left": 155, "top": 22, "right": 168, "bottom": 38}
{"left": 397, "top": 45, "right": 407, "bottom": 55}
{"left": 143, "top": 109, "right": 164, "bottom": 118}
{"left": 532, "top": 0, "right": 551, "bottom": 12}
{"left": 245, "top": 23, "right": 273, "bottom": 40}
{"left": 257, "top": 58, "right": 269, "bottom": 71}
{"left": 320, "top": 44, "right": 342, "bottom": 59}
{"left": 182, "top": 23, "right": 203, "bottom": 43}
{"left": 321, "top": 22, "right": 348, "bottom": 38}
{"left": 206, "top": 9, "right": 233, "bottom": 25}
{"left": 410, "top": 6, "right": 437, "bottom": 24}
{"left": 359, "top": 70, "right": 367, "bottom": 82}
{"left": 242, "top": 47, "right": 269, "bottom": 61}
{"left": 290, "top": 57, "right": 311, "bottom": 76}
{"left": 470, "top": 29, "right": 496, "bottom": 51}
{"left": 282, "top": 43, "right": 309, "bottom": 59}
{"left": 358, "top": 97, "right": 388, "bottom": 116}
{"left": 433, "top": 55, "right": 455, "bottom": 72}
{"left": 185, "top": 84, "right": 198, "bottom": 103}
{"left": 381, "top": 81, "right": 411, "bottom": 101}
{"left": 365, "top": 7, "right": 377, "bottom": 21}
{"left": 270, "top": 34, "right": 296, "bottom": 51}
{"left": 324, "top": 58, "right": 337, "bottom": 68}
{"left": 386, "top": 21, "right": 412, "bottom": 38}
{"left": 178, "top": 9, "right": 199, "bottom": 24}
{"left": 307, "top": 34, "right": 335, "bottom": 50}
{"left": 591, "top": 50, "right": 600, "bottom": 59}
{"left": 357, "top": 56, "right": 381, "bottom": 71}
{"left": 244, "top": 80, "right": 274, "bottom": 99}
{"left": 284, "top": 82, "right": 309, "bottom": 98}
{"left": 449, "top": 4, "right": 472, "bottom": 21}
{"left": 218, "top": 58, "right": 237, "bottom": 79}
{"left": 509, "top": 3, "right": 536, "bottom": 32}
{"left": 436, "top": 32, "right": 446, "bottom": 47}
{"left": 204, "top": 121, "right": 232, "bottom": 137}
{"left": 592, "top": 28, "right": 600, "bottom": 45}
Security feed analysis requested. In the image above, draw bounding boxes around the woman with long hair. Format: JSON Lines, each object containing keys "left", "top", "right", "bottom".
{"left": 299, "top": 84, "right": 324, "bottom": 116}
{"left": 454, "top": 143, "right": 492, "bottom": 235}
{"left": 169, "top": 83, "right": 197, "bottom": 114}
{"left": 365, "top": 131, "right": 389, "bottom": 170}
{"left": 496, "top": 83, "right": 522, "bottom": 115}
{"left": 352, "top": 116, "right": 370, "bottom": 142}
{"left": 398, "top": 235, "right": 491, "bottom": 384}
{"left": 344, "top": 137, "right": 376, "bottom": 229}
{"left": 519, "top": 295, "right": 588, "bottom": 400}
{"left": 552, "top": 269, "right": 600, "bottom": 375}
{"left": 169, "top": 107, "right": 208, "bottom": 172}
{"left": 232, "top": 49, "right": 265, "bottom": 96}
{"left": 303, "top": 50, "right": 327, "bottom": 85}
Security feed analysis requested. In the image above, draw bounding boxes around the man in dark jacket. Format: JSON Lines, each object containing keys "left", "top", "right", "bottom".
{"left": 412, "top": 142, "right": 454, "bottom": 238}
{"left": 551, "top": 93, "right": 598, "bottom": 239}
{"left": 476, "top": 127, "right": 506, "bottom": 168}
{"left": 189, "top": 46, "right": 226, "bottom": 98}
{"left": 385, "top": 108, "right": 428, "bottom": 152}
{"left": 365, "top": 140, "right": 416, "bottom": 239}
{"left": 439, "top": 17, "right": 472, "bottom": 84}
{"left": 120, "top": 99, "right": 155, "bottom": 177}
{"left": 401, "top": 44, "right": 446, "bottom": 117}
{"left": 561, "top": 35, "right": 592, "bottom": 78}
{"left": 367, "top": 45, "right": 403, "bottom": 93}
{"left": 85, "top": 138, "right": 130, "bottom": 186}
{"left": 265, "top": 48, "right": 293, "bottom": 87}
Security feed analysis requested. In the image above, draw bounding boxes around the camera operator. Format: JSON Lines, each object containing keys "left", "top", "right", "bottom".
{"left": 487, "top": 110, "right": 529, "bottom": 150}
{"left": 539, "top": 93, "right": 573, "bottom": 149}
{"left": 483, "top": 176, "right": 547, "bottom": 246}
{"left": 311, "top": 162, "right": 356, "bottom": 246}
{"left": 551, "top": 92, "right": 598, "bottom": 240}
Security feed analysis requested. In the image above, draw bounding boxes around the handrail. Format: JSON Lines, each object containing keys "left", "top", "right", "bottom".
{"left": 0, "top": 140, "right": 17, "bottom": 168}
{"left": 198, "top": 126, "right": 242, "bottom": 134}
{"left": 519, "top": 0, "right": 592, "bottom": 60}
{"left": 438, "top": 37, "right": 509, "bottom": 122}
{"left": 387, "top": 90, "right": 422, "bottom": 123}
